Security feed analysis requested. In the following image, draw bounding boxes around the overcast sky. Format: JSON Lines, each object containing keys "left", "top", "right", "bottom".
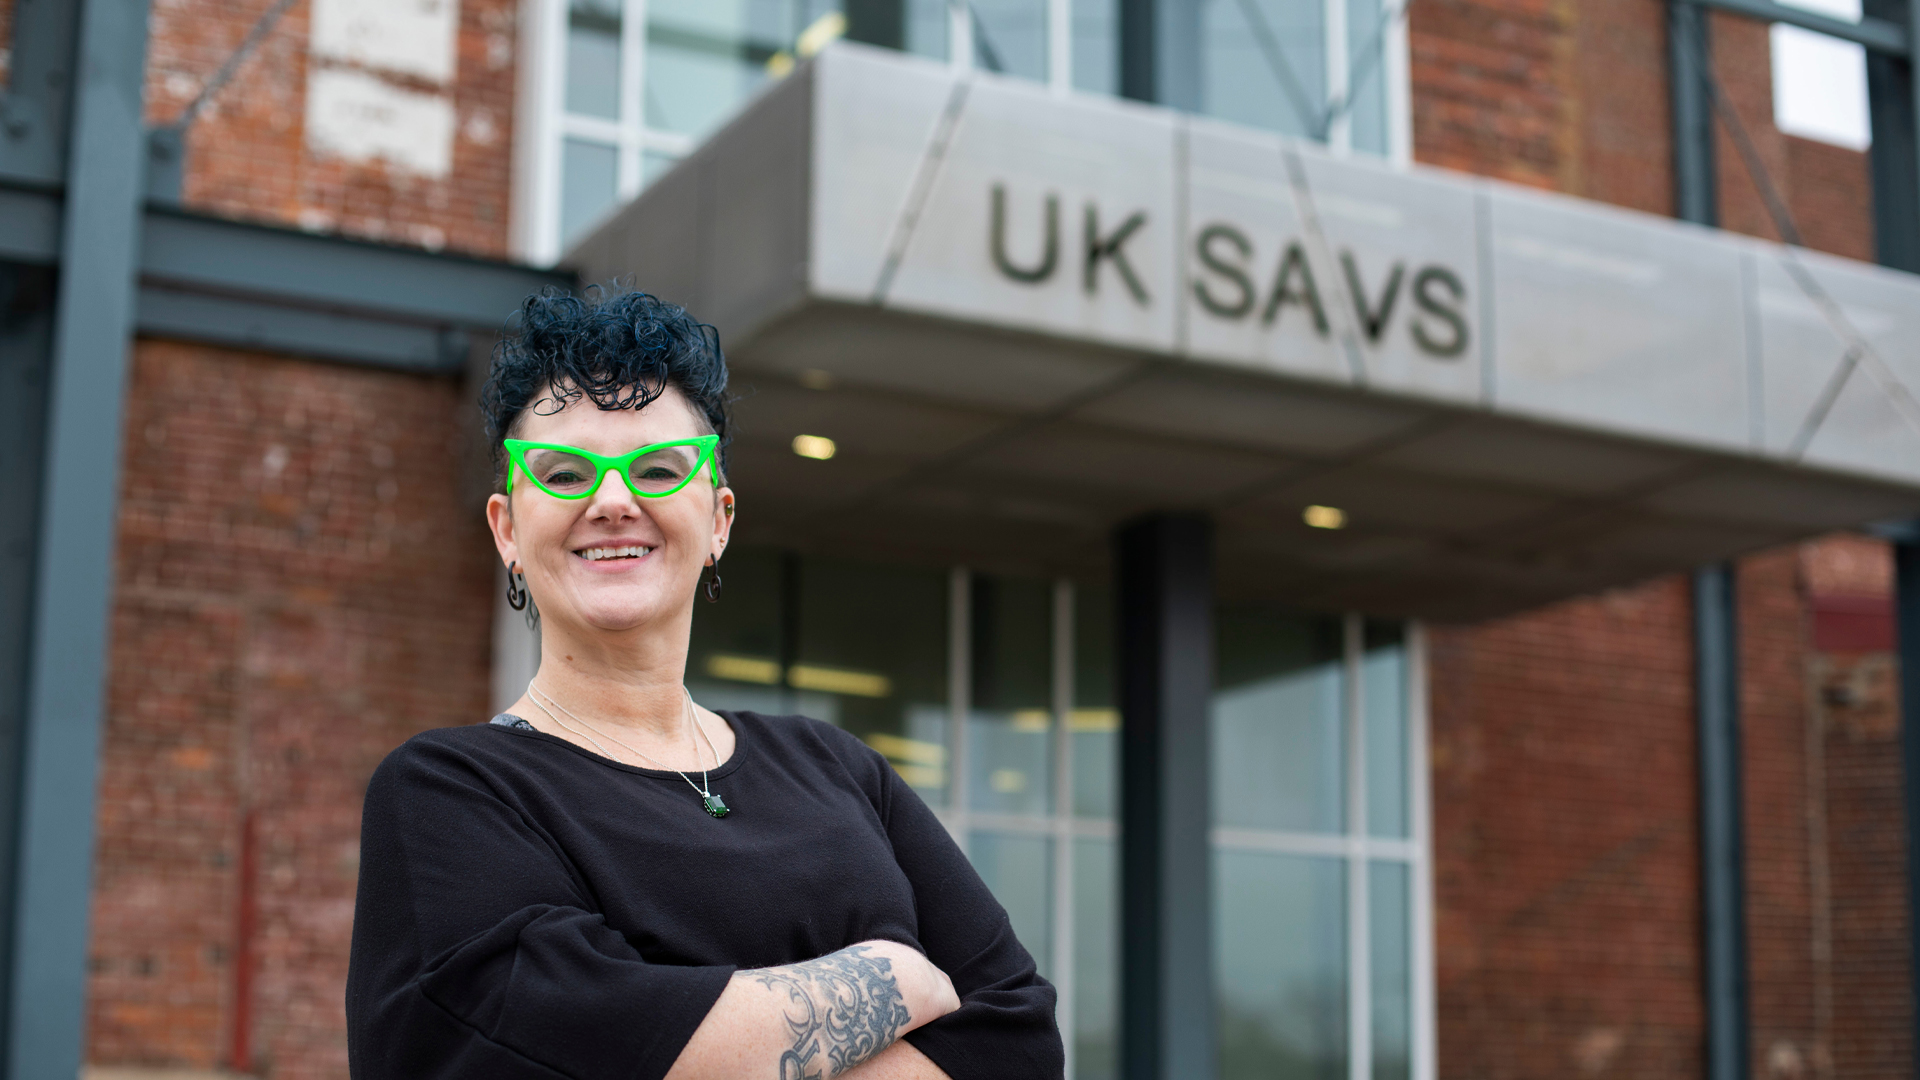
{"left": 1774, "top": 0, "right": 1871, "bottom": 149}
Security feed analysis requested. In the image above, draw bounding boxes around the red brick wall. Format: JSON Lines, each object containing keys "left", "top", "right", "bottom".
{"left": 1804, "top": 537, "right": 1911, "bottom": 1080}
{"left": 88, "top": 340, "right": 495, "bottom": 1074}
{"left": 1428, "top": 580, "right": 1704, "bottom": 1080}
{"left": 1412, "top": 6, "right": 1900, "bottom": 1080}
{"left": 143, "top": 0, "right": 518, "bottom": 258}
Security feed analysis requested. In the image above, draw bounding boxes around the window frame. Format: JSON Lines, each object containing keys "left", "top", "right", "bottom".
{"left": 513, "top": 0, "right": 1412, "bottom": 263}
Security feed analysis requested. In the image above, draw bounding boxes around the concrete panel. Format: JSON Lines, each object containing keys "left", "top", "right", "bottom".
{"left": 1369, "top": 419, "right": 1689, "bottom": 496}
{"left": 1070, "top": 369, "right": 1432, "bottom": 457}
{"left": 1488, "top": 186, "right": 1751, "bottom": 454}
{"left": 1751, "top": 246, "right": 1920, "bottom": 485}
{"left": 815, "top": 45, "right": 1179, "bottom": 352}
{"left": 1290, "top": 150, "right": 1484, "bottom": 404}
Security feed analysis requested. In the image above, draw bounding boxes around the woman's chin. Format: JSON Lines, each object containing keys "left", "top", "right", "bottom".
{"left": 557, "top": 591, "right": 683, "bottom": 634}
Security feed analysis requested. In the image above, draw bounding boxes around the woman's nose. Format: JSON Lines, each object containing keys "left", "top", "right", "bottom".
{"left": 586, "top": 467, "right": 638, "bottom": 517}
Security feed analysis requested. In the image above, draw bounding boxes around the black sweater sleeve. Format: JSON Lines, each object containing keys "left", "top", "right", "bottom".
{"left": 345, "top": 736, "right": 735, "bottom": 1080}
{"left": 867, "top": 753, "right": 1066, "bottom": 1079}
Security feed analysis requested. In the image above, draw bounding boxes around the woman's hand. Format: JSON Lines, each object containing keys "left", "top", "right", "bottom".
{"left": 666, "top": 940, "right": 960, "bottom": 1080}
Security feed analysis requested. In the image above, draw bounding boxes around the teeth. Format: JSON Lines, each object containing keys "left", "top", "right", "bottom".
{"left": 578, "top": 545, "right": 652, "bottom": 561}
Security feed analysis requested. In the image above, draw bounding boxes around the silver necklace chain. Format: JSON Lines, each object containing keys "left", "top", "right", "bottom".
{"left": 527, "top": 682, "right": 720, "bottom": 800}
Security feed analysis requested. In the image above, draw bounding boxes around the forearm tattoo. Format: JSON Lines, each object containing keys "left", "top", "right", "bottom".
{"left": 753, "top": 944, "right": 915, "bottom": 1079}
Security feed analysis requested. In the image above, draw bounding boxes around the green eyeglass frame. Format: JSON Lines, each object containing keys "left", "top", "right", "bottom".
{"left": 504, "top": 435, "right": 722, "bottom": 500}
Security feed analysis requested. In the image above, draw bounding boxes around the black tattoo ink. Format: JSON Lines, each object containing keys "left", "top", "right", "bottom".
{"left": 753, "top": 944, "right": 915, "bottom": 1079}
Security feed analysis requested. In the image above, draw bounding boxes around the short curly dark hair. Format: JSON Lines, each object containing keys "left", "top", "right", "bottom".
{"left": 481, "top": 288, "right": 731, "bottom": 491}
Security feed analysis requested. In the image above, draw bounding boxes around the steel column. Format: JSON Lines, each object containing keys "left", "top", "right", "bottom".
{"left": 6, "top": 0, "right": 151, "bottom": 1073}
{"left": 1866, "top": 0, "right": 1920, "bottom": 271}
{"left": 1893, "top": 526, "right": 1920, "bottom": 1080}
{"left": 1694, "top": 564, "right": 1751, "bottom": 1080}
{"left": 1670, "top": 1, "right": 1719, "bottom": 228}
{"left": 1117, "top": 513, "right": 1215, "bottom": 1080}
{"left": 1118, "top": 0, "right": 1200, "bottom": 110}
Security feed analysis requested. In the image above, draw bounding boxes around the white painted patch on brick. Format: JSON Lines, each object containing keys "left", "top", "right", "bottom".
{"left": 311, "top": 0, "right": 460, "bottom": 84}
{"left": 306, "top": 68, "right": 455, "bottom": 178}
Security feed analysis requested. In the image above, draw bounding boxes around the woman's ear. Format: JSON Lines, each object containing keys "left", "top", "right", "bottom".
{"left": 486, "top": 491, "right": 518, "bottom": 568}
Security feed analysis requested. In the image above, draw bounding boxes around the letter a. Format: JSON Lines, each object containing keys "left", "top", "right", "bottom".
{"left": 1260, "top": 242, "right": 1330, "bottom": 335}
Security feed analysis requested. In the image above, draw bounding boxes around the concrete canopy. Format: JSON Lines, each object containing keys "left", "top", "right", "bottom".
{"left": 568, "top": 44, "right": 1920, "bottom": 621}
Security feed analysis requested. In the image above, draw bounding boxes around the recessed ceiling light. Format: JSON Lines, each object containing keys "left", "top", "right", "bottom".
{"left": 798, "top": 368, "right": 834, "bottom": 390}
{"left": 1303, "top": 504, "right": 1346, "bottom": 529}
{"left": 792, "top": 434, "right": 837, "bottom": 460}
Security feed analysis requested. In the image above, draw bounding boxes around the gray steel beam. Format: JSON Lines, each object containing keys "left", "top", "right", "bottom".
{"left": 1866, "top": 0, "right": 1920, "bottom": 272}
{"left": 1694, "top": 564, "right": 1751, "bottom": 1080}
{"left": 1695, "top": 0, "right": 1908, "bottom": 54}
{"left": 6, "top": 0, "right": 152, "bottom": 1073}
{"left": 1670, "top": 2, "right": 1719, "bottom": 228}
{"left": 1117, "top": 513, "right": 1215, "bottom": 1080}
{"left": 134, "top": 287, "right": 470, "bottom": 372}
{"left": 0, "top": 0, "right": 82, "bottom": 185}
{"left": 140, "top": 207, "right": 568, "bottom": 328}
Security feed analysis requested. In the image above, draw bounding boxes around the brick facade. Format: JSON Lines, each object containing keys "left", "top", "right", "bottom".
{"left": 144, "top": 0, "right": 518, "bottom": 258}
{"left": 1411, "top": 4, "right": 1909, "bottom": 1080}
{"left": 77, "top": 1, "right": 1914, "bottom": 1077}
{"left": 88, "top": 341, "right": 494, "bottom": 1074}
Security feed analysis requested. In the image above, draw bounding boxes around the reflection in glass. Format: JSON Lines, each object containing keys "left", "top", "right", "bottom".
{"left": 1365, "top": 620, "right": 1407, "bottom": 838}
{"left": 970, "top": 576, "right": 1053, "bottom": 816}
{"left": 970, "top": 0, "right": 1048, "bottom": 82}
{"left": 1201, "top": 0, "right": 1325, "bottom": 139}
{"left": 1345, "top": 0, "right": 1391, "bottom": 154}
{"left": 1072, "top": 585, "right": 1116, "bottom": 819}
{"left": 689, "top": 551, "right": 949, "bottom": 804}
{"left": 799, "top": 556, "right": 950, "bottom": 802}
{"left": 646, "top": 0, "right": 842, "bottom": 141}
{"left": 970, "top": 831, "right": 1052, "bottom": 979}
{"left": 566, "top": 0, "right": 622, "bottom": 118}
{"left": 1212, "top": 610, "right": 1344, "bottom": 833}
{"left": 1216, "top": 850, "right": 1347, "bottom": 1080}
{"left": 1371, "top": 861, "right": 1411, "bottom": 1080}
{"left": 1073, "top": 838, "right": 1118, "bottom": 1080}
{"left": 904, "top": 0, "right": 948, "bottom": 60}
{"left": 1072, "top": 0, "right": 1119, "bottom": 94}
{"left": 561, "top": 138, "right": 620, "bottom": 248}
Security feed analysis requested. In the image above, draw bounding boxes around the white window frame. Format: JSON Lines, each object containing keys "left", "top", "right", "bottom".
{"left": 940, "top": 573, "right": 1435, "bottom": 1080}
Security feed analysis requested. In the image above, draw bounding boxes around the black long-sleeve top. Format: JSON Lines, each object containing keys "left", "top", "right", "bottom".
{"left": 345, "top": 710, "right": 1062, "bottom": 1080}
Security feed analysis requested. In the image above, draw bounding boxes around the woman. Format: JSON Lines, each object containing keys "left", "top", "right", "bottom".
{"left": 345, "top": 290, "right": 1063, "bottom": 1080}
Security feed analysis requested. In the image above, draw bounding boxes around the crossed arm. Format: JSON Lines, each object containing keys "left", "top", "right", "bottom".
{"left": 664, "top": 940, "right": 958, "bottom": 1080}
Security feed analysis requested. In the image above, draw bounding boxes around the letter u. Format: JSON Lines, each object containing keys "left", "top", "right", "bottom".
{"left": 991, "top": 185, "right": 1059, "bottom": 284}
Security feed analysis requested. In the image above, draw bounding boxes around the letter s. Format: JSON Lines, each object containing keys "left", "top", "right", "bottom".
{"left": 1192, "top": 225, "right": 1255, "bottom": 319}
{"left": 1410, "top": 266, "right": 1469, "bottom": 359}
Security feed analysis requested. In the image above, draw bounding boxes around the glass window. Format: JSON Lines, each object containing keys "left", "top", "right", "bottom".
{"left": 1213, "top": 609, "right": 1344, "bottom": 834}
{"left": 969, "top": 831, "right": 1054, "bottom": 978}
{"left": 688, "top": 551, "right": 950, "bottom": 805}
{"left": 560, "top": 138, "right": 619, "bottom": 247}
{"left": 904, "top": 0, "right": 949, "bottom": 60}
{"left": 1370, "top": 860, "right": 1411, "bottom": 1080}
{"left": 1071, "top": 0, "right": 1119, "bottom": 94}
{"left": 1216, "top": 850, "right": 1347, "bottom": 1080}
{"left": 1345, "top": 0, "right": 1392, "bottom": 155}
{"left": 565, "top": 0, "right": 623, "bottom": 118}
{"left": 645, "top": 0, "right": 839, "bottom": 141}
{"left": 1073, "top": 836, "right": 1118, "bottom": 1080}
{"left": 970, "top": 0, "right": 1049, "bottom": 82}
{"left": 1072, "top": 584, "right": 1117, "bottom": 820}
{"left": 969, "top": 575, "right": 1055, "bottom": 816}
{"left": 1364, "top": 620, "right": 1407, "bottom": 839}
{"left": 1213, "top": 610, "right": 1424, "bottom": 1080}
{"left": 1201, "top": 0, "right": 1326, "bottom": 140}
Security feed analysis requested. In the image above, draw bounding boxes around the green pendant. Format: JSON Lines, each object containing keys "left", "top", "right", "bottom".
{"left": 703, "top": 793, "right": 730, "bottom": 818}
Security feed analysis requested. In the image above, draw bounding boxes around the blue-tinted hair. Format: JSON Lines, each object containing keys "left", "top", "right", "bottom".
{"left": 481, "top": 287, "right": 731, "bottom": 489}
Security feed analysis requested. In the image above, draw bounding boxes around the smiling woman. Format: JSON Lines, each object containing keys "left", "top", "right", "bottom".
{"left": 344, "top": 289, "right": 1062, "bottom": 1080}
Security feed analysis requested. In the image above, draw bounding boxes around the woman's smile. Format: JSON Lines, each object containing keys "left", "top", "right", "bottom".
{"left": 573, "top": 541, "right": 657, "bottom": 563}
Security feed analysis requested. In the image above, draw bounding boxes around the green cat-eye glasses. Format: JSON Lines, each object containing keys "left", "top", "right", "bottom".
{"left": 504, "top": 435, "right": 722, "bottom": 500}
